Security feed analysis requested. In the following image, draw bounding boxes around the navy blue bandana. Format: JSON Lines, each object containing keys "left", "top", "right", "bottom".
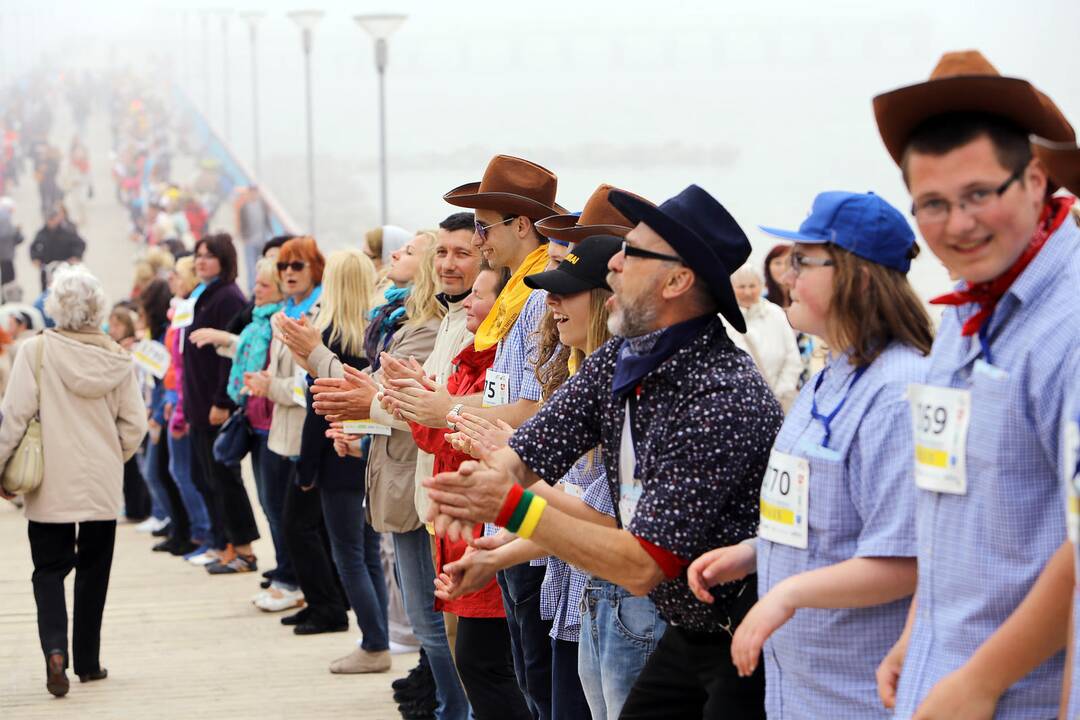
{"left": 611, "top": 313, "right": 715, "bottom": 399}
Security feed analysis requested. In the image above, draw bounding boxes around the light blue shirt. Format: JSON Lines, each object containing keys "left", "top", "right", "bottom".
{"left": 1060, "top": 346, "right": 1080, "bottom": 719}
{"left": 896, "top": 216, "right": 1080, "bottom": 719}
{"left": 758, "top": 342, "right": 926, "bottom": 718}
{"left": 491, "top": 289, "right": 546, "bottom": 403}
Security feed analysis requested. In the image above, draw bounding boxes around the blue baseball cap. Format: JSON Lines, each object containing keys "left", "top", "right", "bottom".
{"left": 759, "top": 191, "right": 916, "bottom": 273}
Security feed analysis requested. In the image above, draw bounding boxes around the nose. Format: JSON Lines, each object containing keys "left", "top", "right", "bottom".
{"left": 780, "top": 266, "right": 797, "bottom": 287}
{"left": 608, "top": 250, "right": 625, "bottom": 273}
{"left": 944, "top": 203, "right": 978, "bottom": 237}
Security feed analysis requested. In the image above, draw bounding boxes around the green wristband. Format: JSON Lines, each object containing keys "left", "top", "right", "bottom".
{"left": 505, "top": 491, "right": 534, "bottom": 533}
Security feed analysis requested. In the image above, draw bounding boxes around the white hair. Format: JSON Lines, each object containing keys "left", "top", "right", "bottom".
{"left": 731, "top": 264, "right": 764, "bottom": 285}
{"left": 44, "top": 266, "right": 108, "bottom": 330}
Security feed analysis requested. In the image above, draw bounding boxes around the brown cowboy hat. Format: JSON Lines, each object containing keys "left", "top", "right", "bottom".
{"left": 873, "top": 50, "right": 1075, "bottom": 165}
{"left": 1032, "top": 137, "right": 1080, "bottom": 197}
{"left": 443, "top": 154, "right": 567, "bottom": 220}
{"left": 535, "top": 183, "right": 642, "bottom": 242}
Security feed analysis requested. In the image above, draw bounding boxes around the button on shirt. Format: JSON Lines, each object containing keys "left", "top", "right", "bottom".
{"left": 895, "top": 217, "right": 1080, "bottom": 719}
{"left": 758, "top": 342, "right": 925, "bottom": 719}
{"left": 509, "top": 317, "right": 783, "bottom": 632}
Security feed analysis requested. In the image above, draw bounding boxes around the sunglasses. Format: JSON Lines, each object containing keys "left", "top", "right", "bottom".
{"left": 474, "top": 216, "right": 515, "bottom": 241}
{"left": 277, "top": 261, "right": 308, "bottom": 273}
{"left": 620, "top": 239, "right": 682, "bottom": 264}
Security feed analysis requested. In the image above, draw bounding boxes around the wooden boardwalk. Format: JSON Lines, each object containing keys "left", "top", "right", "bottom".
{"left": 0, "top": 491, "right": 413, "bottom": 719}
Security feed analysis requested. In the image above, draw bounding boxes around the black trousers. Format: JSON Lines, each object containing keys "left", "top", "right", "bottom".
{"left": 189, "top": 424, "right": 259, "bottom": 548}
{"left": 455, "top": 617, "right": 532, "bottom": 720}
{"left": 282, "top": 478, "right": 346, "bottom": 623}
{"left": 122, "top": 455, "right": 150, "bottom": 522}
{"left": 619, "top": 624, "right": 765, "bottom": 720}
{"left": 152, "top": 433, "right": 190, "bottom": 542}
{"left": 27, "top": 520, "right": 116, "bottom": 676}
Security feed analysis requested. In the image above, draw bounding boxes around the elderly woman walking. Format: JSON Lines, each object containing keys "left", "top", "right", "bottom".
{"left": 0, "top": 266, "right": 147, "bottom": 697}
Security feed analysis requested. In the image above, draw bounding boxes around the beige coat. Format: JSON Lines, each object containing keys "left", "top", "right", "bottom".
{"left": 0, "top": 330, "right": 147, "bottom": 523}
{"left": 309, "top": 317, "right": 442, "bottom": 533}
{"left": 266, "top": 306, "right": 318, "bottom": 458}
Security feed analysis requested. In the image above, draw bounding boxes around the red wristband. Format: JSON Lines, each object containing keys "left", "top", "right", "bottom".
{"left": 495, "top": 484, "right": 524, "bottom": 528}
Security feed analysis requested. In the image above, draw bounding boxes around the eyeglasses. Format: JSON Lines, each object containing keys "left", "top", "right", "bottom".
{"left": 789, "top": 251, "right": 835, "bottom": 275}
{"left": 474, "top": 217, "right": 515, "bottom": 241}
{"left": 277, "top": 261, "right": 308, "bottom": 273}
{"left": 620, "top": 240, "right": 682, "bottom": 264}
{"left": 910, "top": 168, "right": 1024, "bottom": 223}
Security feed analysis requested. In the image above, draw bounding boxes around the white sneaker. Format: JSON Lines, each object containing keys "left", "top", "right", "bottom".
{"left": 255, "top": 586, "right": 305, "bottom": 612}
{"left": 188, "top": 549, "right": 219, "bottom": 566}
{"left": 135, "top": 517, "right": 169, "bottom": 534}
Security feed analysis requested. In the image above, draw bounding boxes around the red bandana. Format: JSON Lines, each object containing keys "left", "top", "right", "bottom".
{"left": 930, "top": 195, "right": 1076, "bottom": 336}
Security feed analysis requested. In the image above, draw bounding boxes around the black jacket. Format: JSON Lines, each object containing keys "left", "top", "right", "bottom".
{"left": 181, "top": 280, "right": 247, "bottom": 428}
{"left": 30, "top": 223, "right": 85, "bottom": 265}
{"left": 296, "top": 327, "right": 369, "bottom": 492}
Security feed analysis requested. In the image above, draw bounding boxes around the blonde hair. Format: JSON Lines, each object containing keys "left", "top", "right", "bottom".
{"left": 174, "top": 256, "right": 199, "bottom": 296}
{"left": 405, "top": 231, "right": 445, "bottom": 327}
{"left": 254, "top": 258, "right": 282, "bottom": 293}
{"left": 536, "top": 288, "right": 613, "bottom": 401}
{"left": 316, "top": 249, "right": 379, "bottom": 357}
{"left": 134, "top": 246, "right": 176, "bottom": 290}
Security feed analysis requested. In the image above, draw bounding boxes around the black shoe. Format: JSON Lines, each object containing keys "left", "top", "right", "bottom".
{"left": 394, "top": 683, "right": 435, "bottom": 704}
{"left": 151, "top": 522, "right": 172, "bottom": 538}
{"left": 391, "top": 655, "right": 431, "bottom": 691}
{"left": 152, "top": 538, "right": 174, "bottom": 552}
{"left": 78, "top": 668, "right": 108, "bottom": 683}
{"left": 398, "top": 695, "right": 437, "bottom": 720}
{"left": 293, "top": 618, "right": 348, "bottom": 636}
{"left": 45, "top": 650, "right": 68, "bottom": 698}
{"left": 260, "top": 579, "right": 272, "bottom": 589}
{"left": 168, "top": 539, "right": 199, "bottom": 556}
{"left": 281, "top": 607, "right": 311, "bottom": 626}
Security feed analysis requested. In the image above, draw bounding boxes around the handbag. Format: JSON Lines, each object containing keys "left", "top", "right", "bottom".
{"left": 212, "top": 406, "right": 253, "bottom": 467}
{"left": 2, "top": 336, "right": 46, "bottom": 495}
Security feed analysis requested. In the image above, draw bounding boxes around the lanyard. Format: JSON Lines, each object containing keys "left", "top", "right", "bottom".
{"left": 809, "top": 364, "right": 867, "bottom": 449}
{"left": 190, "top": 278, "right": 214, "bottom": 302}
{"left": 976, "top": 309, "right": 995, "bottom": 366}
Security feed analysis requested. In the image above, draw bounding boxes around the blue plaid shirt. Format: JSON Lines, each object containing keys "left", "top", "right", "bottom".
{"left": 539, "top": 452, "right": 610, "bottom": 641}
{"left": 1061, "top": 347, "right": 1080, "bottom": 719}
{"left": 758, "top": 342, "right": 926, "bottom": 718}
{"left": 896, "top": 217, "right": 1080, "bottom": 719}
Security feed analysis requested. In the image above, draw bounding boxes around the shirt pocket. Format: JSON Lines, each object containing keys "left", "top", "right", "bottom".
{"left": 966, "top": 362, "right": 1009, "bottom": 476}
{"left": 803, "top": 447, "right": 858, "bottom": 556}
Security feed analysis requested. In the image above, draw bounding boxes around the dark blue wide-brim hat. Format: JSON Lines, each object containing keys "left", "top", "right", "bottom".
{"left": 608, "top": 184, "right": 751, "bottom": 333}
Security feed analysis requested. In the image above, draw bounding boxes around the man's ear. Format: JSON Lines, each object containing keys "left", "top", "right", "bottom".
{"left": 661, "top": 265, "right": 697, "bottom": 301}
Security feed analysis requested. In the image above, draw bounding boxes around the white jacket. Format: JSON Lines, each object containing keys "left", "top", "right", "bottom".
{"left": 726, "top": 301, "right": 803, "bottom": 412}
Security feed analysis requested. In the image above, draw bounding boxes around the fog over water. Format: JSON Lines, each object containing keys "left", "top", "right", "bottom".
{"left": 5, "top": 0, "right": 1079, "bottom": 301}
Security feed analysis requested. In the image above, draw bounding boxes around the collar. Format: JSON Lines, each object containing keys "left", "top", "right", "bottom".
{"left": 437, "top": 290, "right": 471, "bottom": 309}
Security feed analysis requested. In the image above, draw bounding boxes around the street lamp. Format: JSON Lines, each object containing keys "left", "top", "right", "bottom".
{"left": 289, "top": 9, "right": 324, "bottom": 234}
{"left": 239, "top": 11, "right": 265, "bottom": 179}
{"left": 354, "top": 13, "right": 407, "bottom": 226}
{"left": 219, "top": 10, "right": 233, "bottom": 143}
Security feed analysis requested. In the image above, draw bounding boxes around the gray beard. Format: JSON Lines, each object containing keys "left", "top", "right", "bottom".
{"left": 607, "top": 299, "right": 659, "bottom": 339}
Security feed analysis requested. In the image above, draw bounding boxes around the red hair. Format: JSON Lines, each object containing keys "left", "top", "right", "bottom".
{"left": 279, "top": 236, "right": 325, "bottom": 285}
{"left": 763, "top": 243, "right": 791, "bottom": 307}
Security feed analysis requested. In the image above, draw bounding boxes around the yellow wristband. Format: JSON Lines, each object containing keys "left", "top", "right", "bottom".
{"left": 515, "top": 496, "right": 548, "bottom": 539}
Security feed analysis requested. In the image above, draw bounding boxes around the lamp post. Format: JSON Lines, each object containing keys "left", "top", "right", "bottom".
{"left": 219, "top": 11, "right": 232, "bottom": 143}
{"left": 289, "top": 10, "right": 323, "bottom": 234}
{"left": 354, "top": 14, "right": 407, "bottom": 226}
{"left": 239, "top": 11, "right": 265, "bottom": 179}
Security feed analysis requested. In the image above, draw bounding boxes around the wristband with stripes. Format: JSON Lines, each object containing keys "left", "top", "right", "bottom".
{"left": 495, "top": 483, "right": 524, "bottom": 528}
{"left": 515, "top": 496, "right": 548, "bottom": 539}
{"left": 505, "top": 490, "right": 533, "bottom": 533}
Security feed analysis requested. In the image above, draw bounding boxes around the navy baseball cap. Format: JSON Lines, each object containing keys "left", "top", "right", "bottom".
{"left": 759, "top": 191, "right": 916, "bottom": 273}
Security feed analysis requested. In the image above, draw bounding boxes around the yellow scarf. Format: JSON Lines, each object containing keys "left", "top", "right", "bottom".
{"left": 474, "top": 245, "right": 549, "bottom": 351}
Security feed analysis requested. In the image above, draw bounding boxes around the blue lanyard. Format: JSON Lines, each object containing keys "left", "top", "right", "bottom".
{"left": 190, "top": 278, "right": 215, "bottom": 302}
{"left": 810, "top": 363, "right": 867, "bottom": 449}
{"left": 1074, "top": 413, "right": 1080, "bottom": 492}
{"left": 976, "top": 309, "right": 994, "bottom": 366}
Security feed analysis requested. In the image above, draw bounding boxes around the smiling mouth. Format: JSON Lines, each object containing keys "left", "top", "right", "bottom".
{"left": 949, "top": 235, "right": 992, "bottom": 255}
{"left": 552, "top": 311, "right": 568, "bottom": 326}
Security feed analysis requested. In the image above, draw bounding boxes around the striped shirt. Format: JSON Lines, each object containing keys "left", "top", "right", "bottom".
{"left": 895, "top": 216, "right": 1080, "bottom": 719}
{"left": 758, "top": 342, "right": 926, "bottom": 718}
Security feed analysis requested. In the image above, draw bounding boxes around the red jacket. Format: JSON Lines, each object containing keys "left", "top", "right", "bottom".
{"left": 409, "top": 343, "right": 503, "bottom": 618}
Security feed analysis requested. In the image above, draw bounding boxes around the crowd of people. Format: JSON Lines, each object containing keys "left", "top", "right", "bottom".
{"left": 2, "top": 47, "right": 1080, "bottom": 720}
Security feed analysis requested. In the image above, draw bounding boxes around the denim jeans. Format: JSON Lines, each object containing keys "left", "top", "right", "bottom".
{"left": 166, "top": 430, "right": 211, "bottom": 543}
{"left": 498, "top": 562, "right": 553, "bottom": 720}
{"left": 320, "top": 487, "right": 389, "bottom": 652}
{"left": 578, "top": 578, "right": 667, "bottom": 720}
{"left": 253, "top": 438, "right": 296, "bottom": 587}
{"left": 139, "top": 443, "right": 170, "bottom": 521}
{"left": 392, "top": 527, "right": 469, "bottom": 720}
